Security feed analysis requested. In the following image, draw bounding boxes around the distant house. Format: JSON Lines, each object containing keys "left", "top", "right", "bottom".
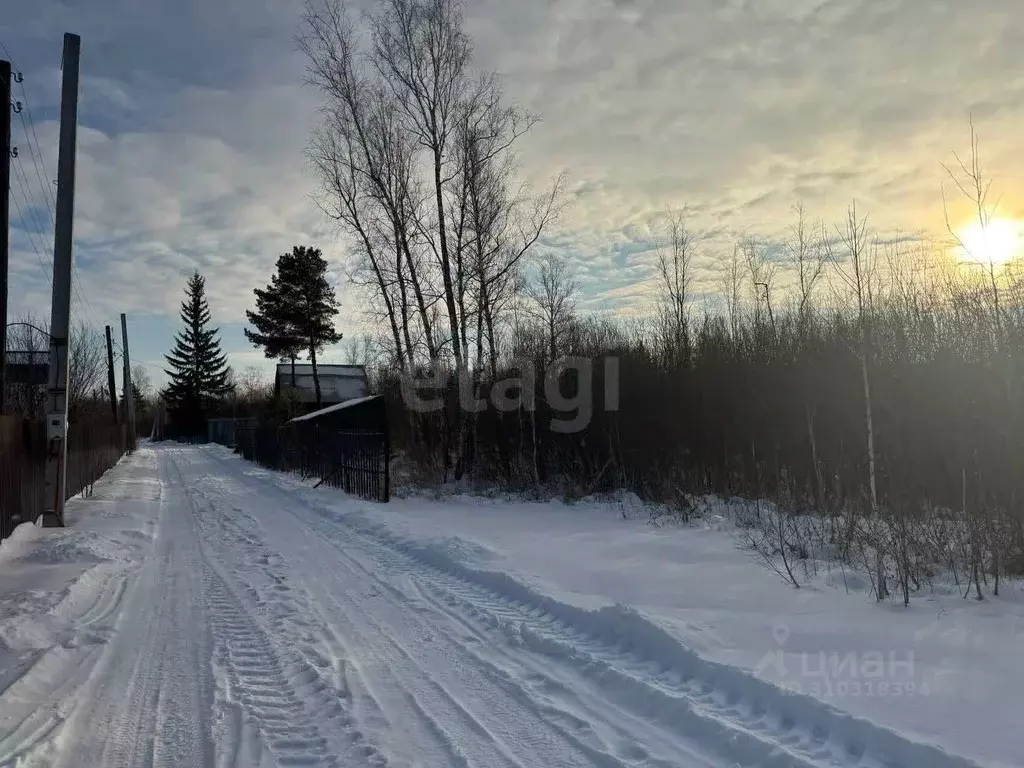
{"left": 4, "top": 351, "right": 49, "bottom": 386}
{"left": 274, "top": 363, "right": 368, "bottom": 411}
{"left": 3, "top": 351, "right": 49, "bottom": 419}
{"left": 287, "top": 394, "right": 385, "bottom": 431}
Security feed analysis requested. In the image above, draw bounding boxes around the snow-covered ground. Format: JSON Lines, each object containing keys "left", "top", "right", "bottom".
{"left": 0, "top": 444, "right": 1018, "bottom": 767}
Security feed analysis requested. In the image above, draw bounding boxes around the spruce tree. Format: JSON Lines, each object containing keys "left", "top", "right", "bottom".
{"left": 245, "top": 246, "right": 342, "bottom": 407}
{"left": 163, "top": 271, "right": 232, "bottom": 435}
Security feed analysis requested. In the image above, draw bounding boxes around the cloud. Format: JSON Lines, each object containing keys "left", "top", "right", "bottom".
{"left": 3, "top": 0, "right": 1024, "bottom": 377}
{"left": 472, "top": 0, "right": 1024, "bottom": 232}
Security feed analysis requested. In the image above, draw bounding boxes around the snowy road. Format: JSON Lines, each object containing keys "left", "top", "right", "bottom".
{"left": 0, "top": 445, "right": 985, "bottom": 767}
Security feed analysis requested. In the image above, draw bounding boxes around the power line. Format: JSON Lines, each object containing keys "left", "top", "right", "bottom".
{"left": 0, "top": 41, "right": 55, "bottom": 310}
{"left": 8, "top": 67, "right": 58, "bottom": 227}
{"left": 10, "top": 155, "right": 53, "bottom": 261}
{"left": 8, "top": 186, "right": 53, "bottom": 284}
{"left": 17, "top": 108, "right": 57, "bottom": 226}
{"left": 16, "top": 78, "right": 58, "bottom": 210}
{"left": 111, "top": 336, "right": 165, "bottom": 373}
{"left": 9, "top": 156, "right": 52, "bottom": 262}
{"left": 112, "top": 342, "right": 164, "bottom": 372}
{"left": 2, "top": 39, "right": 107, "bottom": 333}
{"left": 10, "top": 66, "right": 98, "bottom": 333}
{"left": 14, "top": 153, "right": 104, "bottom": 333}
{"left": 70, "top": 268, "right": 105, "bottom": 330}
{"left": 0, "top": 40, "right": 50, "bottom": 221}
{"left": 10, "top": 146, "right": 64, "bottom": 310}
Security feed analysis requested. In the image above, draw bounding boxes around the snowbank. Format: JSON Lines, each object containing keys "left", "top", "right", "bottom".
{"left": 216, "top": 444, "right": 1021, "bottom": 768}
{"left": 0, "top": 449, "right": 160, "bottom": 735}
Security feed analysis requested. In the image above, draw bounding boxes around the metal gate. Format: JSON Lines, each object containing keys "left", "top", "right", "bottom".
{"left": 236, "top": 424, "right": 390, "bottom": 503}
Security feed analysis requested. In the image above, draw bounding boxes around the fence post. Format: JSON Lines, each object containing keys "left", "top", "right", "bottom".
{"left": 382, "top": 418, "right": 391, "bottom": 503}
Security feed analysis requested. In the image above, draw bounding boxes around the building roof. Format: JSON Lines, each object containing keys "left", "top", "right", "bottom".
{"left": 276, "top": 363, "right": 368, "bottom": 405}
{"left": 288, "top": 395, "right": 381, "bottom": 423}
{"left": 275, "top": 363, "right": 365, "bottom": 377}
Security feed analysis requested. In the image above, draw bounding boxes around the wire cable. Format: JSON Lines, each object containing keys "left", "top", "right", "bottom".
{"left": 2, "top": 40, "right": 107, "bottom": 333}
{"left": 17, "top": 108, "right": 57, "bottom": 227}
{"left": 10, "top": 156, "right": 54, "bottom": 264}
{"left": 9, "top": 188, "right": 54, "bottom": 284}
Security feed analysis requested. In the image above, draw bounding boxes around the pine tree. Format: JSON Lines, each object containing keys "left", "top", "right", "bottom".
{"left": 163, "top": 271, "right": 232, "bottom": 435}
{"left": 245, "top": 261, "right": 305, "bottom": 391}
{"left": 245, "top": 246, "right": 342, "bottom": 407}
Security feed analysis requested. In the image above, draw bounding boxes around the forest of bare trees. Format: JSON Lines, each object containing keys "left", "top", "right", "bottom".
{"left": 296, "top": 0, "right": 1024, "bottom": 605}
{"left": 300, "top": 0, "right": 564, "bottom": 473}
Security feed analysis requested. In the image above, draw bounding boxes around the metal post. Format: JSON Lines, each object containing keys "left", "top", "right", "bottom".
{"left": 105, "top": 325, "right": 117, "bottom": 421}
{"left": 120, "top": 313, "right": 134, "bottom": 440}
{"left": 0, "top": 60, "right": 11, "bottom": 415}
{"left": 382, "top": 414, "right": 391, "bottom": 503}
{"left": 42, "top": 34, "right": 81, "bottom": 528}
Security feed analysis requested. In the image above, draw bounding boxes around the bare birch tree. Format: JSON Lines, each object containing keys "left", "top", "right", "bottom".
{"left": 720, "top": 243, "right": 745, "bottom": 338}
{"left": 785, "top": 204, "right": 828, "bottom": 509}
{"left": 526, "top": 253, "right": 579, "bottom": 362}
{"left": 656, "top": 209, "right": 695, "bottom": 366}
{"left": 302, "top": 0, "right": 560, "bottom": 377}
{"left": 452, "top": 92, "right": 564, "bottom": 375}
{"left": 942, "top": 118, "right": 1005, "bottom": 350}
{"left": 369, "top": 0, "right": 473, "bottom": 369}
{"left": 941, "top": 120, "right": 1016, "bottom": 598}
{"left": 302, "top": 2, "right": 432, "bottom": 368}
{"left": 742, "top": 235, "right": 778, "bottom": 333}
{"left": 827, "top": 202, "right": 886, "bottom": 600}
{"left": 785, "top": 202, "right": 827, "bottom": 330}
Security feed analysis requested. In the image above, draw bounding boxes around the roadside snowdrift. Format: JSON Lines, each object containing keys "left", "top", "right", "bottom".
{"left": 222, "top": 447, "right": 1021, "bottom": 768}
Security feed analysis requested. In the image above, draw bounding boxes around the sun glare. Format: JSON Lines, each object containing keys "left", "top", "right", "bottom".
{"left": 956, "top": 218, "right": 1024, "bottom": 265}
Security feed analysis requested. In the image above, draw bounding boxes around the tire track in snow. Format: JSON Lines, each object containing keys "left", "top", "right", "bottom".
{"left": 168, "top": 448, "right": 386, "bottom": 768}
{"left": 204, "top": 567, "right": 359, "bottom": 768}
{"left": 366, "top": 529, "right": 985, "bottom": 768}
{"left": 209, "top": 449, "right": 983, "bottom": 768}
{"left": 271, "top": 498, "right": 721, "bottom": 768}
{"left": 194, "top": 483, "right": 542, "bottom": 768}
{"left": 0, "top": 555, "right": 142, "bottom": 764}
{"left": 184, "top": 454, "right": 608, "bottom": 768}
{"left": 278, "top": 516, "right": 625, "bottom": 768}
{"left": 36, "top": 448, "right": 216, "bottom": 768}
{"left": 199, "top": 454, "right": 722, "bottom": 767}
{"left": 408, "top": 579, "right": 692, "bottom": 768}
{"left": 0, "top": 565, "right": 131, "bottom": 764}
{"left": 338, "top": 519, "right": 981, "bottom": 768}
{"left": 285, "top": 512, "right": 689, "bottom": 768}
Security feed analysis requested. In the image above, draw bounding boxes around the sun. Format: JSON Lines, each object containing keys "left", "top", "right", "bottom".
{"left": 956, "top": 218, "right": 1024, "bottom": 265}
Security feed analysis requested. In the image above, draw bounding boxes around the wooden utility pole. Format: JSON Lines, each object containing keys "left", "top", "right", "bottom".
{"left": 105, "top": 325, "right": 117, "bottom": 421}
{"left": 42, "top": 33, "right": 81, "bottom": 528}
{"left": 0, "top": 59, "right": 11, "bottom": 415}
{"left": 120, "top": 313, "right": 134, "bottom": 440}
{"left": 154, "top": 399, "right": 165, "bottom": 441}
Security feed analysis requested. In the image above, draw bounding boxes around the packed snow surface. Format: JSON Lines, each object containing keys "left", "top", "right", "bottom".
{"left": 0, "top": 443, "right": 1018, "bottom": 767}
